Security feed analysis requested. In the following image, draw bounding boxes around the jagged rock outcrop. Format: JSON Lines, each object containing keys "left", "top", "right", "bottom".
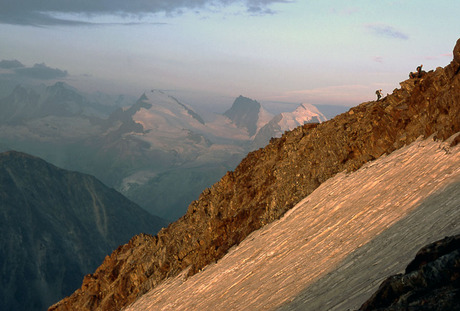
{"left": 223, "top": 95, "right": 272, "bottom": 137}
{"left": 360, "top": 235, "right": 460, "bottom": 310}
{"left": 50, "top": 39, "right": 460, "bottom": 311}
{"left": 0, "top": 151, "right": 167, "bottom": 311}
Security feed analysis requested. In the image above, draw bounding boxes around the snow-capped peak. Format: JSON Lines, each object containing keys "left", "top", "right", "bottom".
{"left": 277, "top": 103, "right": 327, "bottom": 131}
{"left": 131, "top": 90, "right": 205, "bottom": 132}
{"left": 252, "top": 103, "right": 327, "bottom": 149}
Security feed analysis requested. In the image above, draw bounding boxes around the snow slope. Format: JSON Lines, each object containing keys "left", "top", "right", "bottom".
{"left": 132, "top": 90, "right": 205, "bottom": 132}
{"left": 126, "top": 133, "right": 460, "bottom": 311}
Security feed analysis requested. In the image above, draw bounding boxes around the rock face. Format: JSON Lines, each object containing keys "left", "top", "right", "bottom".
{"left": 50, "top": 39, "right": 460, "bottom": 311}
{"left": 0, "top": 151, "right": 166, "bottom": 311}
{"left": 360, "top": 235, "right": 460, "bottom": 311}
{"left": 223, "top": 95, "right": 272, "bottom": 137}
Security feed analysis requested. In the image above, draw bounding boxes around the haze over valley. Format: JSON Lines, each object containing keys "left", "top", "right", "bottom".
{"left": 0, "top": 82, "right": 330, "bottom": 221}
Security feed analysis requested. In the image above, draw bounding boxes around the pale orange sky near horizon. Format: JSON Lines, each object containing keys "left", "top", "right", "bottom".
{"left": 0, "top": 0, "right": 458, "bottom": 109}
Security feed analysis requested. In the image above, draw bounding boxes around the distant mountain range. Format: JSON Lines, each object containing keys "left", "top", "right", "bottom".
{"left": 0, "top": 84, "right": 327, "bottom": 221}
{"left": 0, "top": 151, "right": 167, "bottom": 311}
{"left": 0, "top": 82, "right": 129, "bottom": 124}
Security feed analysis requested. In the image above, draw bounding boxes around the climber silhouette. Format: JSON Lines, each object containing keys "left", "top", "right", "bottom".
{"left": 417, "top": 64, "right": 423, "bottom": 74}
{"left": 376, "top": 89, "right": 383, "bottom": 101}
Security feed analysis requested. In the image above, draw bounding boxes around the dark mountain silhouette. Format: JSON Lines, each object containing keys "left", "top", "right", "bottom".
{"left": 50, "top": 39, "right": 460, "bottom": 311}
{"left": 223, "top": 95, "right": 269, "bottom": 137}
{"left": 0, "top": 151, "right": 166, "bottom": 311}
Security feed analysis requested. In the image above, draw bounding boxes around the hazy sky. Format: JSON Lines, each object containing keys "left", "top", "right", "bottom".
{"left": 1, "top": 0, "right": 459, "bottom": 108}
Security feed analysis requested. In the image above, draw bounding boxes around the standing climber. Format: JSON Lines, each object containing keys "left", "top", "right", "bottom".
{"left": 376, "top": 89, "right": 383, "bottom": 101}
{"left": 416, "top": 64, "right": 423, "bottom": 78}
{"left": 417, "top": 64, "right": 423, "bottom": 74}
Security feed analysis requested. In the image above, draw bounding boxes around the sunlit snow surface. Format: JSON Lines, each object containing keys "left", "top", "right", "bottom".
{"left": 131, "top": 90, "right": 251, "bottom": 143}
{"left": 126, "top": 133, "right": 460, "bottom": 311}
{"left": 255, "top": 105, "right": 274, "bottom": 136}
{"left": 277, "top": 103, "right": 327, "bottom": 132}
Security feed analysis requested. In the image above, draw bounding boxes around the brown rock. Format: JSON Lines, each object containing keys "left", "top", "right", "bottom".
{"left": 454, "top": 38, "right": 460, "bottom": 64}
{"left": 49, "top": 39, "right": 460, "bottom": 311}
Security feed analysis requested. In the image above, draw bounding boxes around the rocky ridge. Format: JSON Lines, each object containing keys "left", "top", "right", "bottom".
{"left": 49, "top": 39, "right": 460, "bottom": 311}
{"left": 223, "top": 95, "right": 273, "bottom": 137}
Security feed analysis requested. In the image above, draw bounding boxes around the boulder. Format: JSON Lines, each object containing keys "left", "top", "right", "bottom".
{"left": 360, "top": 235, "right": 460, "bottom": 310}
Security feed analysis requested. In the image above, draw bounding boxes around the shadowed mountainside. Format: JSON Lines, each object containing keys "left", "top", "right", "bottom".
{"left": 50, "top": 39, "right": 460, "bottom": 311}
{"left": 223, "top": 95, "right": 268, "bottom": 137}
{"left": 0, "top": 151, "right": 166, "bottom": 311}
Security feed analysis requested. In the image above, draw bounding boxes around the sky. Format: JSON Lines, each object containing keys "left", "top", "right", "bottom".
{"left": 0, "top": 0, "right": 459, "bottom": 111}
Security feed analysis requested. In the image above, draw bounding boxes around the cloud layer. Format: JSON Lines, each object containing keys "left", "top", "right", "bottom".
{"left": 365, "top": 24, "right": 409, "bottom": 40}
{"left": 0, "top": 0, "right": 289, "bottom": 26}
{"left": 0, "top": 60, "right": 68, "bottom": 80}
